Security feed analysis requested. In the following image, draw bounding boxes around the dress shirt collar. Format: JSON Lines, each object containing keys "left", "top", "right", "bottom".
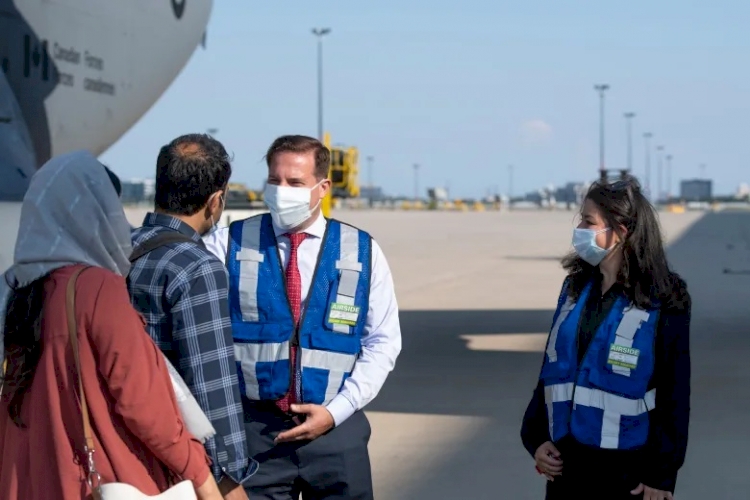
{"left": 271, "top": 211, "right": 327, "bottom": 239}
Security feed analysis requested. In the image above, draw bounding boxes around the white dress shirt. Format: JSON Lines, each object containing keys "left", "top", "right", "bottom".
{"left": 202, "top": 213, "right": 402, "bottom": 426}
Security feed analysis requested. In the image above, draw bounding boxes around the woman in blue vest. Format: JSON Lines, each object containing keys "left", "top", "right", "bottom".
{"left": 521, "top": 177, "right": 691, "bottom": 500}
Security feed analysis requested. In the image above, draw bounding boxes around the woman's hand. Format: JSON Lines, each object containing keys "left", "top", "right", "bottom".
{"left": 195, "top": 474, "right": 224, "bottom": 500}
{"left": 534, "top": 441, "right": 563, "bottom": 481}
{"left": 630, "top": 483, "right": 674, "bottom": 499}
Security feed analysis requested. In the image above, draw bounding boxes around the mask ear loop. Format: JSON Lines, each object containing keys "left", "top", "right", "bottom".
{"left": 207, "top": 192, "right": 225, "bottom": 230}
{"left": 309, "top": 179, "right": 326, "bottom": 215}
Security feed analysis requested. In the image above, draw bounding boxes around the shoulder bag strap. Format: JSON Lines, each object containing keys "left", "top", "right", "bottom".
{"left": 65, "top": 266, "right": 102, "bottom": 494}
{"left": 129, "top": 232, "right": 203, "bottom": 263}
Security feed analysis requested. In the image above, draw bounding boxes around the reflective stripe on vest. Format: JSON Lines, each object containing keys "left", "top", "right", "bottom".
{"left": 610, "top": 308, "right": 650, "bottom": 377}
{"left": 235, "top": 341, "right": 290, "bottom": 399}
{"left": 543, "top": 383, "right": 657, "bottom": 449}
{"left": 301, "top": 348, "right": 357, "bottom": 404}
{"left": 235, "top": 216, "right": 264, "bottom": 323}
{"left": 544, "top": 382, "right": 574, "bottom": 439}
{"left": 574, "top": 386, "right": 657, "bottom": 449}
{"left": 546, "top": 298, "right": 575, "bottom": 363}
{"left": 332, "top": 224, "right": 362, "bottom": 334}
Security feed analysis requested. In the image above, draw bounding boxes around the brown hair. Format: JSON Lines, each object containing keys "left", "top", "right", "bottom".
{"left": 561, "top": 175, "right": 689, "bottom": 312}
{"left": 265, "top": 135, "right": 331, "bottom": 180}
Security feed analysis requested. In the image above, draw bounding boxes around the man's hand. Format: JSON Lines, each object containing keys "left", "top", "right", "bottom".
{"left": 274, "top": 404, "right": 335, "bottom": 443}
{"left": 217, "top": 477, "right": 248, "bottom": 500}
{"left": 534, "top": 441, "right": 563, "bottom": 482}
{"left": 631, "top": 483, "right": 674, "bottom": 500}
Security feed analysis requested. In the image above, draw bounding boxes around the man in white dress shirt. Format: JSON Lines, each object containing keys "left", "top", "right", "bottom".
{"left": 203, "top": 135, "right": 402, "bottom": 500}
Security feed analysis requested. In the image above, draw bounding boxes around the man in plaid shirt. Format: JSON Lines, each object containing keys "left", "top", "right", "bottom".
{"left": 128, "top": 134, "right": 256, "bottom": 499}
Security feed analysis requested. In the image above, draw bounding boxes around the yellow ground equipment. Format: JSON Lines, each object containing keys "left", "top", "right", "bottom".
{"left": 225, "top": 182, "right": 264, "bottom": 209}
{"left": 329, "top": 145, "right": 360, "bottom": 199}
{"left": 321, "top": 133, "right": 332, "bottom": 217}
{"left": 321, "top": 133, "right": 360, "bottom": 217}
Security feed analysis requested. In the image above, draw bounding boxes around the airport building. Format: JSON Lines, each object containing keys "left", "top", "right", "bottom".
{"left": 554, "top": 182, "right": 588, "bottom": 206}
{"left": 360, "top": 186, "right": 385, "bottom": 202}
{"left": 680, "top": 179, "right": 712, "bottom": 201}
{"left": 121, "top": 179, "right": 155, "bottom": 204}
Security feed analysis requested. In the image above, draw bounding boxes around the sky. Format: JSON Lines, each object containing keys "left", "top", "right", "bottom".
{"left": 100, "top": 0, "right": 750, "bottom": 199}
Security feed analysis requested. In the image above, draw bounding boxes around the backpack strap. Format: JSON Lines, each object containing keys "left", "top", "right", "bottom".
{"left": 129, "top": 232, "right": 203, "bottom": 263}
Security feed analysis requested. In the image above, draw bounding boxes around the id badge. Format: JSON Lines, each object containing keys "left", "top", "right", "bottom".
{"left": 328, "top": 303, "right": 360, "bottom": 326}
{"left": 607, "top": 344, "right": 640, "bottom": 370}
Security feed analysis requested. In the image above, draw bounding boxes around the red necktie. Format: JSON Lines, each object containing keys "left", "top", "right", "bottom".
{"left": 275, "top": 232, "right": 307, "bottom": 413}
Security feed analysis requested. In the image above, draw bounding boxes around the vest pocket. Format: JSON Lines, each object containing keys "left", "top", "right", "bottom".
{"left": 300, "top": 348, "right": 356, "bottom": 405}
{"left": 307, "top": 326, "right": 362, "bottom": 354}
{"left": 586, "top": 343, "right": 652, "bottom": 400}
{"left": 540, "top": 353, "right": 573, "bottom": 381}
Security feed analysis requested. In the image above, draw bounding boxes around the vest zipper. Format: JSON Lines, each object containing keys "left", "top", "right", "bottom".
{"left": 276, "top": 220, "right": 330, "bottom": 404}
{"left": 571, "top": 330, "right": 594, "bottom": 412}
{"left": 571, "top": 292, "right": 625, "bottom": 414}
{"left": 570, "top": 290, "right": 598, "bottom": 413}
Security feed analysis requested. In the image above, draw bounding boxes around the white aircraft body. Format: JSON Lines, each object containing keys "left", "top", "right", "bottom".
{"left": 0, "top": 0, "right": 213, "bottom": 271}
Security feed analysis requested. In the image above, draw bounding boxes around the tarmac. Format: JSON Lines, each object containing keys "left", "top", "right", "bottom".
{"left": 123, "top": 207, "right": 750, "bottom": 499}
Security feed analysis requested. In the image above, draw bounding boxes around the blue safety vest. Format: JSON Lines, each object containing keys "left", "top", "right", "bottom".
{"left": 226, "top": 214, "right": 372, "bottom": 405}
{"left": 540, "top": 279, "right": 659, "bottom": 450}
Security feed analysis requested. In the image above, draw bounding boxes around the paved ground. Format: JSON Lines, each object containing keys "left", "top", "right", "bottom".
{"left": 124, "top": 207, "right": 750, "bottom": 499}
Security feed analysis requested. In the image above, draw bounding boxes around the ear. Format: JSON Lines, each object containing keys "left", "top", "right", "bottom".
{"left": 208, "top": 190, "right": 224, "bottom": 213}
{"left": 318, "top": 179, "right": 331, "bottom": 197}
{"left": 616, "top": 224, "right": 628, "bottom": 242}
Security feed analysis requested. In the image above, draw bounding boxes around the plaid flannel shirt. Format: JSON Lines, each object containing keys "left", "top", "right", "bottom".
{"left": 128, "top": 213, "right": 256, "bottom": 484}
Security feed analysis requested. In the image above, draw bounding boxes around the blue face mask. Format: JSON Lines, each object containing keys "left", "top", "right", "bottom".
{"left": 572, "top": 227, "right": 612, "bottom": 266}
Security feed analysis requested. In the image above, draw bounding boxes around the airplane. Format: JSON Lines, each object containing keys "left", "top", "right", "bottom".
{"left": 0, "top": 0, "right": 213, "bottom": 272}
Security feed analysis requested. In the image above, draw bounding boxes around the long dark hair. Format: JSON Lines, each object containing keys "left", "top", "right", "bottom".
{"left": 561, "top": 176, "right": 689, "bottom": 312}
{"left": 1, "top": 275, "right": 48, "bottom": 427}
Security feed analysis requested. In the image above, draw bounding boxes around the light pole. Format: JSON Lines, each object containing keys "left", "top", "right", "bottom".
{"left": 412, "top": 164, "right": 420, "bottom": 201}
{"left": 594, "top": 84, "right": 610, "bottom": 179}
{"left": 508, "top": 164, "right": 514, "bottom": 208}
{"left": 312, "top": 28, "right": 331, "bottom": 141}
{"left": 367, "top": 155, "right": 374, "bottom": 207}
{"left": 624, "top": 112, "right": 635, "bottom": 173}
{"left": 643, "top": 132, "right": 652, "bottom": 199}
{"left": 656, "top": 145, "right": 664, "bottom": 203}
{"left": 666, "top": 154, "right": 673, "bottom": 201}
{"left": 700, "top": 163, "right": 706, "bottom": 178}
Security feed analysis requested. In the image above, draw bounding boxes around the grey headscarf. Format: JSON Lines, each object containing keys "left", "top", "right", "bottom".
{"left": 0, "top": 151, "right": 216, "bottom": 442}
{"left": 0, "top": 150, "right": 132, "bottom": 367}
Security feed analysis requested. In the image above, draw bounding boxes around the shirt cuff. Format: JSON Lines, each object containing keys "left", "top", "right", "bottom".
{"left": 222, "top": 459, "right": 260, "bottom": 486}
{"left": 326, "top": 394, "right": 357, "bottom": 427}
{"left": 641, "top": 466, "right": 677, "bottom": 493}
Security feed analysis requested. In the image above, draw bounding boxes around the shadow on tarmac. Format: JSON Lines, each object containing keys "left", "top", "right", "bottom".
{"left": 369, "top": 210, "right": 750, "bottom": 500}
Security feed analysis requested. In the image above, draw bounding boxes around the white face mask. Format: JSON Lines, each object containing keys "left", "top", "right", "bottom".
{"left": 263, "top": 181, "right": 324, "bottom": 230}
{"left": 572, "top": 227, "right": 612, "bottom": 266}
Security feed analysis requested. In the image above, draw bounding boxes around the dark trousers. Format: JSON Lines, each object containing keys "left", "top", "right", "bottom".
{"left": 243, "top": 400, "right": 373, "bottom": 500}
{"left": 543, "top": 436, "right": 644, "bottom": 500}
{"left": 545, "top": 475, "right": 644, "bottom": 500}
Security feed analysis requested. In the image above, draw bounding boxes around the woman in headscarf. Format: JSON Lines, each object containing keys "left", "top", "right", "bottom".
{"left": 0, "top": 151, "right": 223, "bottom": 499}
